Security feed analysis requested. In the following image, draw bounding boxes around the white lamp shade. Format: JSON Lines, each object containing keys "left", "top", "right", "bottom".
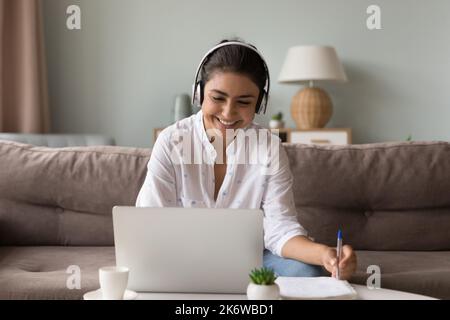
{"left": 278, "top": 46, "right": 348, "bottom": 83}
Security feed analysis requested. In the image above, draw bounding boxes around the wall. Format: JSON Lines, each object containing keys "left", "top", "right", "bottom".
{"left": 42, "top": 0, "right": 450, "bottom": 147}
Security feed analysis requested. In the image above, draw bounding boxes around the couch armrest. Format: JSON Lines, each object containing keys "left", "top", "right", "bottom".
{"left": 0, "top": 133, "right": 115, "bottom": 147}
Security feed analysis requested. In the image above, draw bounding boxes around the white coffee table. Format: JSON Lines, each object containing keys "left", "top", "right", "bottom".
{"left": 136, "top": 284, "right": 436, "bottom": 300}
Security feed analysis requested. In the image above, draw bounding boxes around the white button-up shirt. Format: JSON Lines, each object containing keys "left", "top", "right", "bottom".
{"left": 136, "top": 110, "right": 308, "bottom": 256}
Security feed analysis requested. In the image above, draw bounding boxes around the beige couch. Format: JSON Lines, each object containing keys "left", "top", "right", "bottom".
{"left": 0, "top": 140, "right": 449, "bottom": 299}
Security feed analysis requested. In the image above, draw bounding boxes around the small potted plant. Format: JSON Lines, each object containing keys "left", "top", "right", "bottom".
{"left": 269, "top": 112, "right": 285, "bottom": 129}
{"left": 247, "top": 267, "right": 280, "bottom": 300}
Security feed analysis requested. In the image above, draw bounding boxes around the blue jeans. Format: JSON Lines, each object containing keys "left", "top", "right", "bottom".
{"left": 263, "top": 250, "right": 326, "bottom": 277}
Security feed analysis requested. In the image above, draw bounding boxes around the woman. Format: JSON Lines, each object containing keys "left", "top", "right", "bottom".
{"left": 136, "top": 39, "right": 357, "bottom": 279}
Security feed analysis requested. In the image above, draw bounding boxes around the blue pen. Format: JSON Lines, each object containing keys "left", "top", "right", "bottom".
{"left": 336, "top": 229, "right": 343, "bottom": 280}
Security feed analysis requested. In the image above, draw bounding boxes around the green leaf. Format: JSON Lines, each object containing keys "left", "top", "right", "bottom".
{"left": 271, "top": 112, "right": 283, "bottom": 121}
{"left": 248, "top": 267, "right": 277, "bottom": 285}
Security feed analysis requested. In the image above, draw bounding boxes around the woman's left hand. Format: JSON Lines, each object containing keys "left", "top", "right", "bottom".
{"left": 321, "top": 245, "right": 357, "bottom": 280}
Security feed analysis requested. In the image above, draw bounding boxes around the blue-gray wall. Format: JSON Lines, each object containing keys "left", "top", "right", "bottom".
{"left": 42, "top": 0, "right": 450, "bottom": 147}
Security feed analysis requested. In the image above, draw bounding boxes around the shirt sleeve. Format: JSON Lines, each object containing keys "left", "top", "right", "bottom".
{"left": 135, "top": 130, "right": 178, "bottom": 207}
{"left": 261, "top": 142, "right": 308, "bottom": 257}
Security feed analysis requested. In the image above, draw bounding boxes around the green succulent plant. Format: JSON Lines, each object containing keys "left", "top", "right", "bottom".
{"left": 271, "top": 112, "right": 283, "bottom": 121}
{"left": 406, "top": 134, "right": 412, "bottom": 141}
{"left": 249, "top": 267, "right": 277, "bottom": 285}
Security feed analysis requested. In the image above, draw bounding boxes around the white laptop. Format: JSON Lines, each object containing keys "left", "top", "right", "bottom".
{"left": 112, "top": 206, "right": 264, "bottom": 294}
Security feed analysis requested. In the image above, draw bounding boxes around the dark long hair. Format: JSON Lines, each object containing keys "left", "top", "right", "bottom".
{"left": 201, "top": 39, "right": 267, "bottom": 94}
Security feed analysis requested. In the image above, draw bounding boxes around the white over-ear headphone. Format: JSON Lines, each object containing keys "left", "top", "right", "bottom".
{"left": 191, "top": 40, "right": 270, "bottom": 114}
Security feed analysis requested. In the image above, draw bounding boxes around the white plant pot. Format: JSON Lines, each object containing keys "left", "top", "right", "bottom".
{"left": 269, "top": 120, "right": 285, "bottom": 129}
{"left": 246, "top": 283, "right": 280, "bottom": 300}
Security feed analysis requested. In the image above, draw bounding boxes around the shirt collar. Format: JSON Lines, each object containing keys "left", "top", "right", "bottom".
{"left": 194, "top": 109, "right": 215, "bottom": 152}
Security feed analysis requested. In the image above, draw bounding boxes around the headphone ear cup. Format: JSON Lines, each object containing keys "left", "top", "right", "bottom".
{"left": 198, "top": 80, "right": 204, "bottom": 106}
{"left": 256, "top": 90, "right": 267, "bottom": 114}
{"left": 193, "top": 81, "right": 203, "bottom": 107}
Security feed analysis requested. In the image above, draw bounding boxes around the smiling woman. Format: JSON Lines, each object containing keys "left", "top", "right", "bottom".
{"left": 136, "top": 38, "right": 357, "bottom": 280}
{"left": 203, "top": 72, "right": 259, "bottom": 139}
{"left": 192, "top": 39, "right": 270, "bottom": 115}
{"left": 202, "top": 71, "right": 261, "bottom": 201}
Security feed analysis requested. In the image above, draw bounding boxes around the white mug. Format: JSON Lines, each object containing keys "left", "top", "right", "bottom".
{"left": 99, "top": 266, "right": 129, "bottom": 300}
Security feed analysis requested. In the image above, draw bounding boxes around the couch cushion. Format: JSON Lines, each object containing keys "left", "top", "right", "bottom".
{"left": 285, "top": 141, "right": 450, "bottom": 251}
{"left": 2, "top": 247, "right": 447, "bottom": 300}
{"left": 352, "top": 250, "right": 450, "bottom": 299}
{"left": 0, "top": 246, "right": 115, "bottom": 299}
{"left": 0, "top": 141, "right": 151, "bottom": 245}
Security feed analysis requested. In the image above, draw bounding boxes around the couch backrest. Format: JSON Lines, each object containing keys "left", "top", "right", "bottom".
{"left": 285, "top": 141, "right": 450, "bottom": 251}
{"left": 0, "top": 141, "right": 150, "bottom": 246}
{"left": 0, "top": 134, "right": 116, "bottom": 147}
{"left": 2, "top": 140, "right": 449, "bottom": 250}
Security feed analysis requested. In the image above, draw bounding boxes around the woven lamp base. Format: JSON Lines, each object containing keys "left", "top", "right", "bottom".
{"left": 291, "top": 87, "right": 333, "bottom": 129}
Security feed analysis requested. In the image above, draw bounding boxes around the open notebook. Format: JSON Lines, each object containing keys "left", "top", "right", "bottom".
{"left": 275, "top": 277, "right": 358, "bottom": 300}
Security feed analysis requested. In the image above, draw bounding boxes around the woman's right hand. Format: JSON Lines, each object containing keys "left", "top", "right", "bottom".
{"left": 321, "top": 245, "right": 357, "bottom": 280}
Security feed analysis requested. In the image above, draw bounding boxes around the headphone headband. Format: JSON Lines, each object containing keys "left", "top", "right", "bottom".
{"left": 192, "top": 41, "right": 270, "bottom": 114}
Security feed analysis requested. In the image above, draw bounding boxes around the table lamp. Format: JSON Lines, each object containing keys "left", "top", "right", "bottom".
{"left": 278, "top": 46, "right": 348, "bottom": 129}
